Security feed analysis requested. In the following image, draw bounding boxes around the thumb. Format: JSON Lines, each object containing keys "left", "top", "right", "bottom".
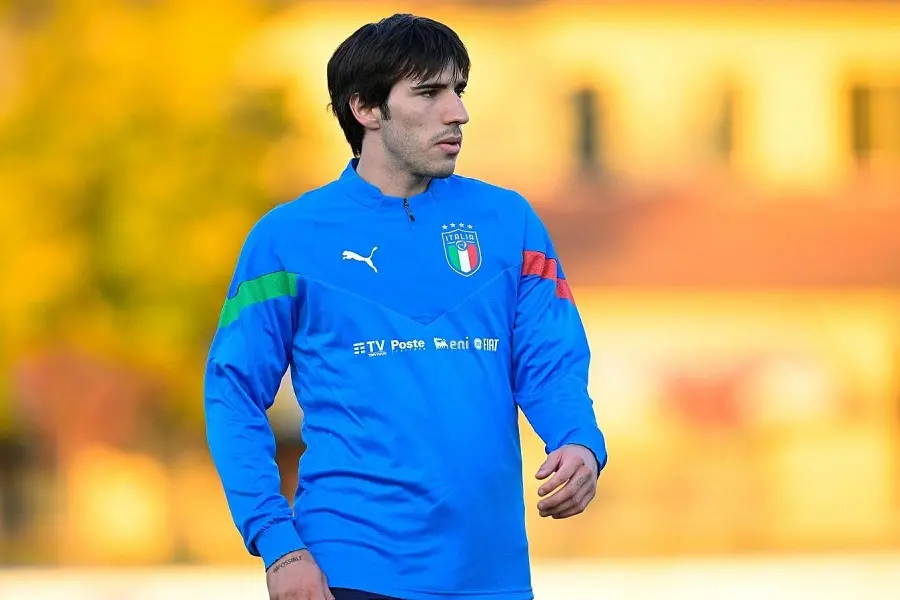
{"left": 536, "top": 450, "right": 561, "bottom": 479}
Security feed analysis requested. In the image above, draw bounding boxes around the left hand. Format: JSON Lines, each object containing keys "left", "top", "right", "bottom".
{"left": 534, "top": 444, "right": 599, "bottom": 519}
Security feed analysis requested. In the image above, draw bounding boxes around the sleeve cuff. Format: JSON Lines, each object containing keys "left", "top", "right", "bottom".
{"left": 559, "top": 428, "right": 608, "bottom": 475}
{"left": 255, "top": 519, "right": 307, "bottom": 570}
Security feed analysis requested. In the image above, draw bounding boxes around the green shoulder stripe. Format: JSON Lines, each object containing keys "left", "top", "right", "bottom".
{"left": 218, "top": 271, "right": 299, "bottom": 328}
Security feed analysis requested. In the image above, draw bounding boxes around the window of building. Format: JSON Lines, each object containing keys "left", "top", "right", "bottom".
{"left": 713, "top": 86, "right": 737, "bottom": 163}
{"left": 849, "top": 83, "right": 900, "bottom": 166}
{"left": 571, "top": 87, "right": 603, "bottom": 176}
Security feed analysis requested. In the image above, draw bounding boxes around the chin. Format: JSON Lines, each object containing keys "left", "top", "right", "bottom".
{"left": 430, "top": 167, "right": 456, "bottom": 179}
{"left": 427, "top": 160, "right": 459, "bottom": 179}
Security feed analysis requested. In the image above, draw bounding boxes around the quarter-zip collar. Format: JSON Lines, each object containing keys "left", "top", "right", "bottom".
{"left": 339, "top": 158, "right": 442, "bottom": 210}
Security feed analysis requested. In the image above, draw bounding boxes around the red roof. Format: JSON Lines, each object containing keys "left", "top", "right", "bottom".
{"left": 535, "top": 178, "right": 900, "bottom": 288}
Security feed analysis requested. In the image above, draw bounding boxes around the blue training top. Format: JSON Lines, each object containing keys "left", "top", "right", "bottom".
{"left": 204, "top": 159, "right": 608, "bottom": 600}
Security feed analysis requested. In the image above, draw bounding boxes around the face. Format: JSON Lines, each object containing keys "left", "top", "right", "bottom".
{"left": 378, "top": 66, "right": 470, "bottom": 179}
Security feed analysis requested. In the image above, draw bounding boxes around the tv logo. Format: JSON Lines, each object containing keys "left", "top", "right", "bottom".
{"left": 353, "top": 340, "right": 387, "bottom": 357}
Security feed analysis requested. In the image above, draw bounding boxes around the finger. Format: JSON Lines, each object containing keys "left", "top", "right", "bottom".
{"left": 535, "top": 449, "right": 562, "bottom": 480}
{"left": 311, "top": 583, "right": 329, "bottom": 600}
{"left": 314, "top": 578, "right": 331, "bottom": 600}
{"left": 538, "top": 465, "right": 593, "bottom": 512}
{"left": 537, "top": 456, "right": 583, "bottom": 498}
{"left": 536, "top": 452, "right": 581, "bottom": 495}
{"left": 542, "top": 477, "right": 592, "bottom": 517}
{"left": 552, "top": 487, "right": 596, "bottom": 519}
{"left": 538, "top": 478, "right": 578, "bottom": 513}
{"left": 321, "top": 573, "right": 335, "bottom": 600}
{"left": 542, "top": 473, "right": 594, "bottom": 517}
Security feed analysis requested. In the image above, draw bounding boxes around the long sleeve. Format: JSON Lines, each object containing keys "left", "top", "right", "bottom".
{"left": 511, "top": 204, "right": 608, "bottom": 473}
{"left": 204, "top": 214, "right": 305, "bottom": 568}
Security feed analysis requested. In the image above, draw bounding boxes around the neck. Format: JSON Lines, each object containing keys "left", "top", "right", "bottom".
{"left": 355, "top": 146, "right": 430, "bottom": 198}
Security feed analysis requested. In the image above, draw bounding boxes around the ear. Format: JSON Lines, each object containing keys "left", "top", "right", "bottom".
{"left": 349, "top": 93, "right": 382, "bottom": 131}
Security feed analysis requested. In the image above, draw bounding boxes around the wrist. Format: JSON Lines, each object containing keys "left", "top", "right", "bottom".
{"left": 559, "top": 430, "right": 607, "bottom": 475}
{"left": 255, "top": 520, "right": 306, "bottom": 570}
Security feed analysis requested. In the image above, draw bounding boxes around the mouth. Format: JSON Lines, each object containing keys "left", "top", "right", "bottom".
{"left": 437, "top": 137, "right": 462, "bottom": 154}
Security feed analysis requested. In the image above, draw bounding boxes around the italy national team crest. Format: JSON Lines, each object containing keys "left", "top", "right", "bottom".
{"left": 441, "top": 223, "right": 481, "bottom": 277}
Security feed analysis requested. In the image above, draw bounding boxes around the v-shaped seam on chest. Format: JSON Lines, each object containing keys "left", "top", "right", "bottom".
{"left": 299, "top": 265, "right": 518, "bottom": 328}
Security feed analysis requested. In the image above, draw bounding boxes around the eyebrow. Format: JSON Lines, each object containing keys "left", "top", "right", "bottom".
{"left": 410, "top": 80, "right": 467, "bottom": 91}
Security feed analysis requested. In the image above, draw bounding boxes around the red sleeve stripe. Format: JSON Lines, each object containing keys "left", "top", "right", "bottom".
{"left": 521, "top": 250, "right": 575, "bottom": 304}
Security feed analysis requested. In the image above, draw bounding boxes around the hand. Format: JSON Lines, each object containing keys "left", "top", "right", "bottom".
{"left": 266, "top": 549, "right": 334, "bottom": 600}
{"left": 534, "top": 444, "right": 599, "bottom": 519}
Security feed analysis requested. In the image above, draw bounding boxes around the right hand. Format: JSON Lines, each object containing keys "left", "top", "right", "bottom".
{"left": 266, "top": 549, "right": 334, "bottom": 600}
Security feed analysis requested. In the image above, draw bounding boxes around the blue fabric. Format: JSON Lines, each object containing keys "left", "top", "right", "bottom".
{"left": 204, "top": 159, "right": 607, "bottom": 600}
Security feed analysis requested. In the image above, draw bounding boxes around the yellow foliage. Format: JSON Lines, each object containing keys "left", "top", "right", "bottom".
{"left": 0, "top": 0, "right": 308, "bottom": 428}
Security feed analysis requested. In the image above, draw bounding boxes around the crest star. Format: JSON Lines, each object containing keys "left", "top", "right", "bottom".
{"left": 468, "top": 224, "right": 473, "bottom": 229}
{"left": 450, "top": 222, "right": 456, "bottom": 227}
{"left": 441, "top": 224, "right": 448, "bottom": 230}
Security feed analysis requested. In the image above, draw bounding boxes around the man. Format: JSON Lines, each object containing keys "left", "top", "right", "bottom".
{"left": 204, "top": 13, "right": 608, "bottom": 600}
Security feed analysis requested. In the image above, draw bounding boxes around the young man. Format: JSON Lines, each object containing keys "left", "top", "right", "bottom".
{"left": 204, "top": 13, "right": 608, "bottom": 600}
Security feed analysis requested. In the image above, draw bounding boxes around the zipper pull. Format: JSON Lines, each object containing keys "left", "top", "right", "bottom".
{"left": 403, "top": 198, "right": 416, "bottom": 222}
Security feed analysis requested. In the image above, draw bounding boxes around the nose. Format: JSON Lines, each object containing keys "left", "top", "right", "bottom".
{"left": 444, "top": 93, "right": 469, "bottom": 126}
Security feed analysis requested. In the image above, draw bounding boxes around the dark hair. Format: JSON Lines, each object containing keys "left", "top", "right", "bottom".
{"left": 327, "top": 14, "right": 471, "bottom": 157}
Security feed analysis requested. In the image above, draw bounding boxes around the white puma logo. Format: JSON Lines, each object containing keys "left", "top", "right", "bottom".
{"left": 342, "top": 246, "right": 378, "bottom": 273}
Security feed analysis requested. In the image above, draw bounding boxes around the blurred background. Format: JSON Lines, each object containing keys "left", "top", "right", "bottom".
{"left": 1, "top": 0, "right": 899, "bottom": 598}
